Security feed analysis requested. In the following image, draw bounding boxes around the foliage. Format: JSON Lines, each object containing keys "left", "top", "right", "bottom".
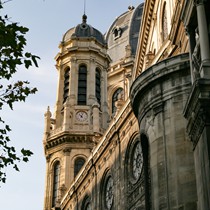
{"left": 0, "top": 1, "right": 39, "bottom": 184}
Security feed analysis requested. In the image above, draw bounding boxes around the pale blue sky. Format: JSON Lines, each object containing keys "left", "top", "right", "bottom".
{"left": 0, "top": 0, "right": 143, "bottom": 209}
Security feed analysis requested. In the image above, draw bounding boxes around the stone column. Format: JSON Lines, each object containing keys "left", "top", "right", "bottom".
{"left": 89, "top": 58, "right": 96, "bottom": 104}
{"left": 63, "top": 148, "right": 71, "bottom": 189}
{"left": 186, "top": 26, "right": 198, "bottom": 82}
{"left": 55, "top": 66, "right": 63, "bottom": 128}
{"left": 92, "top": 103, "right": 100, "bottom": 133}
{"left": 43, "top": 155, "right": 52, "bottom": 210}
{"left": 195, "top": 0, "right": 210, "bottom": 78}
{"left": 102, "top": 67, "right": 109, "bottom": 129}
{"left": 100, "top": 73, "right": 106, "bottom": 128}
{"left": 63, "top": 99, "right": 70, "bottom": 131}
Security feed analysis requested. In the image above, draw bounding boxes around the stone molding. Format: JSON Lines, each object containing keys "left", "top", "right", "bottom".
{"left": 45, "top": 134, "right": 95, "bottom": 150}
{"left": 134, "top": 0, "right": 155, "bottom": 77}
{"left": 183, "top": 78, "right": 210, "bottom": 148}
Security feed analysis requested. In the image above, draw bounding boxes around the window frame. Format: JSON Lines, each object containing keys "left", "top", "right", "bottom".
{"left": 95, "top": 68, "right": 101, "bottom": 104}
{"left": 112, "top": 88, "right": 123, "bottom": 115}
{"left": 78, "top": 65, "right": 87, "bottom": 105}
{"left": 63, "top": 67, "right": 70, "bottom": 103}
{"left": 52, "top": 161, "right": 60, "bottom": 208}
{"left": 74, "top": 157, "right": 86, "bottom": 177}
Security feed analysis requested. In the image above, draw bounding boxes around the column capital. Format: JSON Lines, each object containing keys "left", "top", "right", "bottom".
{"left": 63, "top": 147, "right": 71, "bottom": 156}
{"left": 70, "top": 57, "right": 77, "bottom": 63}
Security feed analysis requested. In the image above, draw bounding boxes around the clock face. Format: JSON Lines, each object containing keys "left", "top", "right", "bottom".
{"left": 105, "top": 176, "right": 114, "bottom": 209}
{"left": 132, "top": 142, "right": 143, "bottom": 180}
{"left": 76, "top": 111, "right": 87, "bottom": 122}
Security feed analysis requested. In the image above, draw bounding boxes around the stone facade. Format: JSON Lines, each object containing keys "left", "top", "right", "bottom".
{"left": 43, "top": 0, "right": 210, "bottom": 210}
{"left": 131, "top": 0, "right": 210, "bottom": 210}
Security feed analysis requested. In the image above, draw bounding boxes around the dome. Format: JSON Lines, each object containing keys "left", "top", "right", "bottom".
{"left": 105, "top": 3, "right": 144, "bottom": 63}
{"left": 62, "top": 14, "right": 106, "bottom": 46}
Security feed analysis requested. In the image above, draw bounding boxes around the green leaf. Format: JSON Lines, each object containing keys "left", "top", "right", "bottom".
{"left": 5, "top": 125, "right": 11, "bottom": 132}
{"left": 31, "top": 55, "right": 40, "bottom": 67}
{"left": 24, "top": 60, "right": 32, "bottom": 69}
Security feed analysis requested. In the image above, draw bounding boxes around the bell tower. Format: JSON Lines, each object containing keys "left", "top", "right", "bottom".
{"left": 43, "top": 15, "right": 110, "bottom": 210}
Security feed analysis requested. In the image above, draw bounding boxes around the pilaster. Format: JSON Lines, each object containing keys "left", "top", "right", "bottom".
{"left": 69, "top": 58, "right": 77, "bottom": 105}
{"left": 63, "top": 148, "right": 71, "bottom": 189}
{"left": 54, "top": 67, "right": 63, "bottom": 129}
{"left": 63, "top": 99, "right": 71, "bottom": 131}
{"left": 102, "top": 67, "right": 109, "bottom": 130}
{"left": 92, "top": 103, "right": 100, "bottom": 133}
{"left": 88, "top": 58, "right": 96, "bottom": 105}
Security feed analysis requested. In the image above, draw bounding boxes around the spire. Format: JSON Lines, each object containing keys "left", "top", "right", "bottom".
{"left": 84, "top": 0, "right": 86, "bottom": 15}
{"left": 82, "top": 0, "right": 87, "bottom": 23}
{"left": 82, "top": 13, "right": 87, "bottom": 23}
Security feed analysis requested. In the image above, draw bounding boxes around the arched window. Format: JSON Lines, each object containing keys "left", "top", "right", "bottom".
{"left": 52, "top": 161, "right": 60, "bottom": 207}
{"left": 112, "top": 88, "right": 123, "bottom": 115}
{"left": 95, "top": 68, "right": 101, "bottom": 104}
{"left": 104, "top": 176, "right": 114, "bottom": 209}
{"left": 125, "top": 136, "right": 145, "bottom": 209}
{"left": 63, "top": 67, "right": 70, "bottom": 103}
{"left": 78, "top": 65, "right": 87, "bottom": 105}
{"left": 81, "top": 195, "right": 91, "bottom": 210}
{"left": 141, "top": 134, "right": 151, "bottom": 210}
{"left": 100, "top": 171, "right": 114, "bottom": 210}
{"left": 74, "top": 157, "right": 85, "bottom": 177}
{"left": 162, "top": 2, "right": 168, "bottom": 41}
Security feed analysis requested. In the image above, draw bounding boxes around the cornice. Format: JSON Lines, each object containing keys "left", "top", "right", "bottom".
{"left": 133, "top": 0, "right": 155, "bottom": 79}
{"left": 45, "top": 133, "right": 95, "bottom": 150}
{"left": 169, "top": 0, "right": 184, "bottom": 43}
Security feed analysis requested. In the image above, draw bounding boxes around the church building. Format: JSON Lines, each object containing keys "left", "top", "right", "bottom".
{"left": 43, "top": 0, "right": 210, "bottom": 210}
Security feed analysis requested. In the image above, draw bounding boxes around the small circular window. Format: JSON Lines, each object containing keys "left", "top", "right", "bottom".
{"left": 104, "top": 176, "right": 114, "bottom": 209}
{"left": 131, "top": 141, "right": 143, "bottom": 181}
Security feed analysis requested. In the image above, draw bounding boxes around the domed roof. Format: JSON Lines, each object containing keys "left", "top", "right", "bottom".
{"left": 105, "top": 3, "right": 144, "bottom": 63}
{"left": 62, "top": 14, "right": 106, "bottom": 46}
